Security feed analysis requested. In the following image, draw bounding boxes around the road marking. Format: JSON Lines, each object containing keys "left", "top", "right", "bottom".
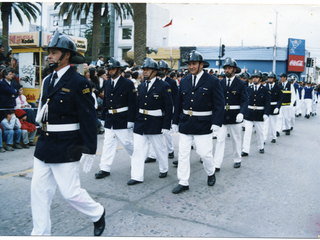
{"left": 0, "top": 168, "right": 34, "bottom": 180}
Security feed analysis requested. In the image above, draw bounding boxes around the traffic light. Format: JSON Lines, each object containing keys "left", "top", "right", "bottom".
{"left": 306, "top": 57, "right": 312, "bottom": 67}
{"left": 312, "top": 59, "right": 315, "bottom": 67}
{"left": 221, "top": 44, "right": 225, "bottom": 57}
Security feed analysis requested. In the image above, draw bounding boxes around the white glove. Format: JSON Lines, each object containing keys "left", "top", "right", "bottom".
{"left": 172, "top": 124, "right": 179, "bottom": 133}
{"left": 100, "top": 120, "right": 105, "bottom": 127}
{"left": 273, "top": 108, "right": 279, "bottom": 114}
{"left": 211, "top": 124, "right": 220, "bottom": 132}
{"left": 80, "top": 154, "right": 95, "bottom": 173}
{"left": 161, "top": 129, "right": 170, "bottom": 134}
{"left": 127, "top": 122, "right": 134, "bottom": 129}
{"left": 263, "top": 114, "right": 268, "bottom": 121}
{"left": 235, "top": 113, "right": 244, "bottom": 123}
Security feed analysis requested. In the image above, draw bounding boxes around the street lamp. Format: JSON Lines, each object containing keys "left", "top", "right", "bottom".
{"left": 269, "top": 11, "right": 278, "bottom": 74}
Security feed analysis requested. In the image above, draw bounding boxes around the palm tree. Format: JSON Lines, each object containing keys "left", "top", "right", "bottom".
{"left": 0, "top": 2, "right": 41, "bottom": 55}
{"left": 131, "top": 3, "right": 147, "bottom": 66}
{"left": 54, "top": 3, "right": 132, "bottom": 63}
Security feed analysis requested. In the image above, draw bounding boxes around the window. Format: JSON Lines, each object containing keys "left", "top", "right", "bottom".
{"left": 122, "top": 28, "right": 132, "bottom": 40}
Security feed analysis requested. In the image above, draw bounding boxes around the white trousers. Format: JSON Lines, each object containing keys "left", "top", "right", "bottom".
{"left": 312, "top": 101, "right": 317, "bottom": 114}
{"left": 131, "top": 133, "right": 168, "bottom": 181}
{"left": 242, "top": 120, "right": 264, "bottom": 153}
{"left": 99, "top": 128, "right": 133, "bottom": 172}
{"left": 290, "top": 106, "right": 296, "bottom": 128}
{"left": 31, "top": 158, "right": 104, "bottom": 235}
{"left": 280, "top": 105, "right": 291, "bottom": 131}
{"left": 304, "top": 99, "right": 312, "bottom": 115}
{"left": 213, "top": 124, "right": 242, "bottom": 169}
{"left": 177, "top": 133, "right": 215, "bottom": 186}
{"left": 268, "top": 115, "right": 278, "bottom": 140}
{"left": 263, "top": 118, "right": 269, "bottom": 142}
{"left": 148, "top": 129, "right": 174, "bottom": 158}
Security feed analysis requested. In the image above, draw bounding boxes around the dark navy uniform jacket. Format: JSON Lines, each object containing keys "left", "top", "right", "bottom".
{"left": 100, "top": 76, "right": 137, "bottom": 129}
{"left": 173, "top": 71, "right": 225, "bottom": 135}
{"left": 133, "top": 78, "right": 173, "bottom": 135}
{"left": 220, "top": 77, "right": 248, "bottom": 124}
{"left": 34, "top": 67, "right": 97, "bottom": 163}
{"left": 0, "top": 79, "right": 19, "bottom": 108}
{"left": 245, "top": 84, "right": 271, "bottom": 122}
{"left": 268, "top": 83, "right": 283, "bottom": 116}
{"left": 164, "top": 76, "right": 178, "bottom": 102}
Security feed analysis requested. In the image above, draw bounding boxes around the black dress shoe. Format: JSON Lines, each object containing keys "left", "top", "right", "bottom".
{"left": 259, "top": 149, "right": 264, "bottom": 154}
{"left": 200, "top": 158, "right": 203, "bottom": 163}
{"left": 207, "top": 174, "right": 216, "bottom": 186}
{"left": 271, "top": 139, "right": 276, "bottom": 143}
{"left": 172, "top": 184, "right": 189, "bottom": 194}
{"left": 95, "top": 170, "right": 110, "bottom": 179}
{"left": 241, "top": 151, "right": 248, "bottom": 157}
{"left": 285, "top": 130, "right": 290, "bottom": 135}
{"left": 127, "top": 179, "right": 143, "bottom": 185}
{"left": 159, "top": 172, "right": 167, "bottom": 178}
{"left": 168, "top": 152, "right": 174, "bottom": 159}
{"left": 93, "top": 209, "right": 105, "bottom": 236}
{"left": 212, "top": 136, "right": 217, "bottom": 139}
{"left": 172, "top": 160, "right": 178, "bottom": 166}
{"left": 145, "top": 157, "right": 156, "bottom": 163}
{"left": 276, "top": 131, "right": 280, "bottom": 137}
{"left": 234, "top": 162, "right": 241, "bottom": 168}
{"left": 215, "top": 168, "right": 220, "bottom": 172}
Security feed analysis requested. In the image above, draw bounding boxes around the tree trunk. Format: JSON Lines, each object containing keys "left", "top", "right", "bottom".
{"left": 1, "top": 2, "right": 12, "bottom": 55}
{"left": 92, "top": 3, "right": 102, "bottom": 63}
{"left": 132, "top": 3, "right": 146, "bottom": 66}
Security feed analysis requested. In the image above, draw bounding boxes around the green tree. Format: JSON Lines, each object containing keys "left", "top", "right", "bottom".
{"left": 131, "top": 3, "right": 147, "bottom": 66}
{"left": 54, "top": 3, "right": 132, "bottom": 62}
{"left": 0, "top": 2, "right": 41, "bottom": 55}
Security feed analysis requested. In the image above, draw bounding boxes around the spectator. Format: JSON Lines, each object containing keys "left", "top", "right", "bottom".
{"left": 97, "top": 68, "right": 107, "bottom": 90}
{"left": 0, "top": 45, "right": 6, "bottom": 62}
{"left": 0, "top": 67, "right": 19, "bottom": 120}
{"left": 15, "top": 109, "right": 36, "bottom": 148}
{"left": 96, "top": 55, "right": 104, "bottom": 67}
{"left": 90, "top": 68, "right": 99, "bottom": 92}
{"left": 1, "top": 110, "right": 22, "bottom": 151}
{"left": 0, "top": 125, "right": 5, "bottom": 152}
{"left": 15, "top": 85, "right": 36, "bottom": 124}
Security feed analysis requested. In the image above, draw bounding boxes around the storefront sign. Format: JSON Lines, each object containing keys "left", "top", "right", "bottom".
{"left": 288, "top": 54, "right": 305, "bottom": 72}
{"left": 9, "top": 32, "right": 39, "bottom": 47}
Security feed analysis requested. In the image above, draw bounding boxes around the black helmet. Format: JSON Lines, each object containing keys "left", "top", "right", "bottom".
{"left": 239, "top": 72, "right": 248, "bottom": 79}
{"left": 223, "top": 57, "right": 241, "bottom": 74}
{"left": 43, "top": 31, "right": 85, "bottom": 64}
{"left": 142, "top": 57, "right": 159, "bottom": 70}
{"left": 158, "top": 59, "right": 170, "bottom": 69}
{"left": 184, "top": 50, "right": 209, "bottom": 68}
{"left": 105, "top": 57, "right": 126, "bottom": 70}
{"left": 218, "top": 71, "right": 226, "bottom": 78}
{"left": 261, "top": 72, "right": 268, "bottom": 81}
{"left": 247, "top": 72, "right": 252, "bottom": 79}
{"left": 267, "top": 71, "right": 276, "bottom": 79}
{"left": 251, "top": 69, "right": 262, "bottom": 78}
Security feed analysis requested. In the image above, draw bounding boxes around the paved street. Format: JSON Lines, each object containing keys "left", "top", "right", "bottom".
{"left": 0, "top": 109, "right": 320, "bottom": 237}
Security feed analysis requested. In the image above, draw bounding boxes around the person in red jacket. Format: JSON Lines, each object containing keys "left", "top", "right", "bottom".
{"left": 15, "top": 109, "right": 36, "bottom": 148}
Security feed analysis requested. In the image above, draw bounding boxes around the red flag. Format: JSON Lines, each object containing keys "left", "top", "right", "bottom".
{"left": 163, "top": 19, "right": 172, "bottom": 28}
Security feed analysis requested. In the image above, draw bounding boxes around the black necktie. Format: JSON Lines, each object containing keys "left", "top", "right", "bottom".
{"left": 227, "top": 79, "right": 231, "bottom": 88}
{"left": 111, "top": 80, "right": 114, "bottom": 89}
{"left": 193, "top": 76, "right": 197, "bottom": 88}
{"left": 48, "top": 73, "right": 58, "bottom": 93}
{"left": 146, "top": 81, "right": 150, "bottom": 91}
{"left": 255, "top": 86, "right": 257, "bottom": 92}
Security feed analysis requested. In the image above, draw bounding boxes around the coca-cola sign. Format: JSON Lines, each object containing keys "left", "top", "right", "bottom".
{"left": 288, "top": 55, "right": 304, "bottom": 72}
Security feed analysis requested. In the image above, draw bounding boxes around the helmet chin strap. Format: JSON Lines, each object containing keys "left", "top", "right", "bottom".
{"left": 108, "top": 68, "right": 120, "bottom": 79}
{"left": 144, "top": 69, "right": 156, "bottom": 81}
{"left": 254, "top": 78, "right": 261, "bottom": 85}
{"left": 225, "top": 67, "right": 235, "bottom": 78}
{"left": 49, "top": 51, "right": 67, "bottom": 72}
